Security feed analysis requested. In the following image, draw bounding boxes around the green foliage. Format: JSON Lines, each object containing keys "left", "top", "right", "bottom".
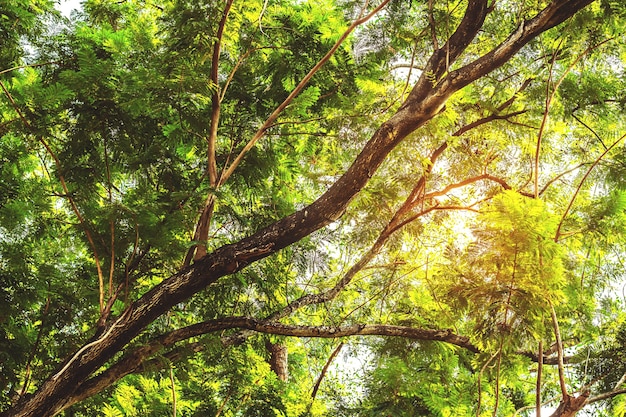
{"left": 1, "top": 0, "right": 626, "bottom": 416}
{"left": 439, "top": 191, "right": 564, "bottom": 347}
{"left": 0, "top": 0, "right": 57, "bottom": 70}
{"left": 347, "top": 339, "right": 478, "bottom": 416}
{"left": 104, "top": 374, "right": 196, "bottom": 417}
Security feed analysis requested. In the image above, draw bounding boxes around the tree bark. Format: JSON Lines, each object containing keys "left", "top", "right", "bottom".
{"left": 57, "top": 319, "right": 478, "bottom": 410}
{"left": 548, "top": 392, "right": 589, "bottom": 417}
{"left": 266, "top": 341, "right": 289, "bottom": 382}
{"left": 1, "top": 1, "right": 594, "bottom": 416}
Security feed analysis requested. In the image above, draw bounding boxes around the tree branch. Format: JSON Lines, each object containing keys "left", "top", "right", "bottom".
{"left": 216, "top": 0, "right": 393, "bottom": 187}
{"left": 586, "top": 387, "right": 626, "bottom": 404}
{"left": 187, "top": 0, "right": 235, "bottom": 263}
{"left": 436, "top": 0, "right": 595, "bottom": 96}
{"left": 555, "top": 131, "right": 626, "bottom": 242}
{"left": 0, "top": 79, "right": 107, "bottom": 315}
{"left": 309, "top": 342, "right": 343, "bottom": 407}
{"left": 0, "top": 60, "right": 63, "bottom": 76}
{"left": 208, "top": 0, "right": 233, "bottom": 187}
{"left": 187, "top": 0, "right": 391, "bottom": 264}
{"left": 4, "top": 2, "right": 596, "bottom": 415}
{"left": 537, "top": 340, "right": 543, "bottom": 417}
{"left": 550, "top": 302, "right": 569, "bottom": 398}
{"left": 534, "top": 37, "right": 613, "bottom": 198}
{"left": 62, "top": 319, "right": 476, "bottom": 410}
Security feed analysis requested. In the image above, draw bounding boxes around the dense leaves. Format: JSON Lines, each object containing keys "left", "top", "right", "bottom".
{"left": 1, "top": 0, "right": 626, "bottom": 416}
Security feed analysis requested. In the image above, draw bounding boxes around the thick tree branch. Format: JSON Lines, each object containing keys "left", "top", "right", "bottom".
{"left": 247, "top": 141, "right": 449, "bottom": 330}
{"left": 2, "top": 1, "right": 595, "bottom": 416}
{"left": 187, "top": 0, "right": 391, "bottom": 264}
{"left": 406, "top": 0, "right": 490, "bottom": 105}
{"left": 70, "top": 76, "right": 553, "bottom": 402}
{"left": 225, "top": 79, "right": 530, "bottom": 345}
{"left": 67, "top": 306, "right": 583, "bottom": 411}
{"left": 548, "top": 391, "right": 590, "bottom": 417}
{"left": 434, "top": 0, "right": 595, "bottom": 96}
{"left": 62, "top": 319, "right": 476, "bottom": 410}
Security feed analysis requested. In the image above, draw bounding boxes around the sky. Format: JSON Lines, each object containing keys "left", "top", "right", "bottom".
{"left": 58, "top": 0, "right": 83, "bottom": 17}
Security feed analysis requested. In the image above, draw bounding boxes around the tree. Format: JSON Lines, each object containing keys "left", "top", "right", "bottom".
{"left": 1, "top": 0, "right": 626, "bottom": 416}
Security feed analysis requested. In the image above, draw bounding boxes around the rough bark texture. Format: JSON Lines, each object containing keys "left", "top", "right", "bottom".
{"left": 58, "top": 319, "right": 476, "bottom": 410}
{"left": 548, "top": 392, "right": 589, "bottom": 417}
{"left": 266, "top": 341, "right": 289, "bottom": 382}
{"left": 1, "top": 1, "right": 595, "bottom": 416}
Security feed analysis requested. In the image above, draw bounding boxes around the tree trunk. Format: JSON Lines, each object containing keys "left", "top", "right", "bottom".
{"left": 266, "top": 341, "right": 289, "bottom": 382}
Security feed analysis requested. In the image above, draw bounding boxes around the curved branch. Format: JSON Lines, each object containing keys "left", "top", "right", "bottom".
{"left": 539, "top": 163, "right": 588, "bottom": 196}
{"left": 310, "top": 342, "right": 344, "bottom": 406}
{"left": 423, "top": 173, "right": 512, "bottom": 200}
{"left": 0, "top": 79, "right": 107, "bottom": 314}
{"left": 587, "top": 388, "right": 626, "bottom": 404}
{"left": 62, "top": 319, "right": 476, "bottom": 410}
{"left": 72, "top": 315, "right": 586, "bottom": 411}
{"left": 453, "top": 78, "right": 532, "bottom": 137}
{"left": 572, "top": 111, "right": 608, "bottom": 151}
{"left": 4, "top": 2, "right": 596, "bottom": 416}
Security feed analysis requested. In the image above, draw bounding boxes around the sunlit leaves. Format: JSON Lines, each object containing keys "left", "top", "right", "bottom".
{"left": 441, "top": 191, "right": 565, "bottom": 344}
{"left": 2, "top": 0, "right": 626, "bottom": 416}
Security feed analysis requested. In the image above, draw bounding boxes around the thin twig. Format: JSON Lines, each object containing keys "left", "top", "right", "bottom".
{"left": 217, "top": 0, "right": 392, "bottom": 187}
{"left": 537, "top": 340, "right": 543, "bottom": 417}
{"left": 514, "top": 395, "right": 560, "bottom": 416}
{"left": 476, "top": 350, "right": 500, "bottom": 417}
{"left": 0, "top": 79, "right": 107, "bottom": 313}
{"left": 169, "top": 365, "right": 177, "bottom": 417}
{"left": 534, "top": 38, "right": 613, "bottom": 198}
{"left": 309, "top": 342, "right": 344, "bottom": 410}
{"left": 0, "top": 60, "right": 62, "bottom": 76}
{"left": 555, "top": 132, "right": 626, "bottom": 241}
{"left": 19, "top": 287, "right": 51, "bottom": 398}
{"left": 207, "top": 0, "right": 234, "bottom": 187}
{"left": 550, "top": 301, "right": 568, "bottom": 398}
